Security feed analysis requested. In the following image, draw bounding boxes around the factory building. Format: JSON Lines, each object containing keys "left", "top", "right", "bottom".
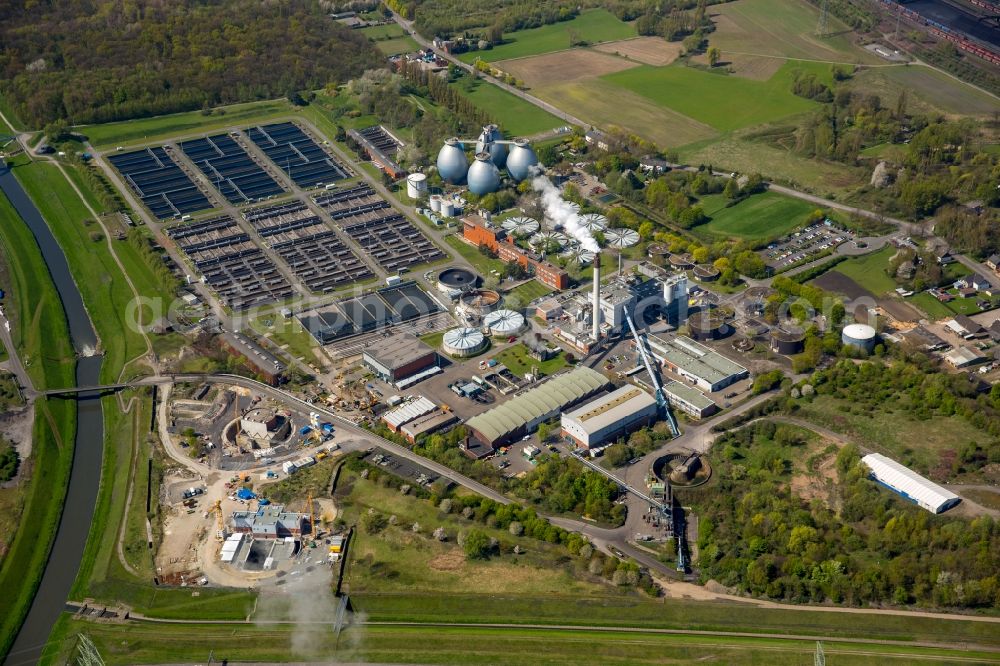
{"left": 382, "top": 396, "right": 437, "bottom": 432}
{"left": 647, "top": 334, "right": 749, "bottom": 392}
{"left": 661, "top": 380, "right": 717, "bottom": 419}
{"left": 400, "top": 410, "right": 459, "bottom": 443}
{"left": 231, "top": 505, "right": 307, "bottom": 538}
{"left": 239, "top": 408, "right": 290, "bottom": 443}
{"left": 465, "top": 366, "right": 609, "bottom": 448}
{"left": 561, "top": 384, "right": 658, "bottom": 449}
{"left": 362, "top": 333, "right": 440, "bottom": 387}
{"left": 862, "top": 453, "right": 961, "bottom": 514}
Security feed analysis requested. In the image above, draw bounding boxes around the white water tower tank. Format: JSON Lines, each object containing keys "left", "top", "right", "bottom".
{"left": 406, "top": 172, "right": 428, "bottom": 199}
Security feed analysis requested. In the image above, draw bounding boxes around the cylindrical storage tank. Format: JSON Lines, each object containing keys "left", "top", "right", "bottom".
{"left": 693, "top": 264, "right": 720, "bottom": 282}
{"left": 770, "top": 328, "right": 806, "bottom": 355}
{"left": 506, "top": 138, "right": 538, "bottom": 182}
{"left": 476, "top": 124, "right": 507, "bottom": 168}
{"left": 429, "top": 194, "right": 442, "bottom": 213}
{"left": 457, "top": 289, "right": 502, "bottom": 317}
{"left": 406, "top": 172, "right": 428, "bottom": 199}
{"left": 437, "top": 137, "right": 468, "bottom": 184}
{"left": 437, "top": 267, "right": 478, "bottom": 295}
{"left": 842, "top": 323, "right": 877, "bottom": 352}
{"left": 483, "top": 309, "right": 526, "bottom": 337}
{"left": 441, "top": 199, "right": 455, "bottom": 217}
{"left": 443, "top": 327, "right": 488, "bottom": 357}
{"left": 688, "top": 313, "right": 727, "bottom": 341}
{"left": 467, "top": 152, "right": 501, "bottom": 195}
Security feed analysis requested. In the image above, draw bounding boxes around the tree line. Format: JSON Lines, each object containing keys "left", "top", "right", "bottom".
{"left": 0, "top": 0, "right": 382, "bottom": 126}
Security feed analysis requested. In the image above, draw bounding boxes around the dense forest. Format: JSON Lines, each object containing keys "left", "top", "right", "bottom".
{"left": 693, "top": 421, "right": 1000, "bottom": 608}
{"left": 0, "top": 0, "right": 382, "bottom": 126}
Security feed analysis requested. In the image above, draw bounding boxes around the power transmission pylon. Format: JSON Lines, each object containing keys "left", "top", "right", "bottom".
{"left": 816, "top": 0, "right": 829, "bottom": 36}
{"left": 75, "top": 634, "right": 105, "bottom": 666}
{"left": 814, "top": 641, "right": 826, "bottom": 666}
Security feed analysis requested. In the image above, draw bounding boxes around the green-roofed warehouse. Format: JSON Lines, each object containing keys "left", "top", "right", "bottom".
{"left": 465, "top": 366, "right": 609, "bottom": 448}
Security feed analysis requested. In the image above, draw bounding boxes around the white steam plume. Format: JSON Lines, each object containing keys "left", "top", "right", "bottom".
{"left": 530, "top": 170, "right": 600, "bottom": 252}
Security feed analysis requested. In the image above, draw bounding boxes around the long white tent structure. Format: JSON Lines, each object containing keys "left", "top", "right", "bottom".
{"left": 862, "top": 453, "right": 961, "bottom": 514}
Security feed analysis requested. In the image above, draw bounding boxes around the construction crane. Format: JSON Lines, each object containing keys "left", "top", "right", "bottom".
{"left": 307, "top": 491, "right": 315, "bottom": 538}
{"left": 624, "top": 312, "right": 679, "bottom": 437}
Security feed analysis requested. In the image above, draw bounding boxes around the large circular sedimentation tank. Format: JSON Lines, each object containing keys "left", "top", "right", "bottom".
{"left": 501, "top": 216, "right": 540, "bottom": 236}
{"left": 842, "top": 323, "right": 877, "bottom": 352}
{"left": 475, "top": 124, "right": 507, "bottom": 168}
{"left": 693, "top": 264, "right": 720, "bottom": 281}
{"left": 443, "top": 327, "right": 488, "bottom": 357}
{"left": 560, "top": 246, "right": 595, "bottom": 265}
{"left": 579, "top": 213, "right": 608, "bottom": 232}
{"left": 458, "top": 289, "right": 501, "bottom": 317}
{"left": 770, "top": 327, "right": 806, "bottom": 355}
{"left": 605, "top": 228, "right": 640, "bottom": 248}
{"left": 646, "top": 242, "right": 670, "bottom": 258}
{"left": 669, "top": 253, "right": 694, "bottom": 269}
{"left": 437, "top": 267, "right": 478, "bottom": 295}
{"left": 529, "top": 231, "right": 569, "bottom": 252}
{"left": 468, "top": 152, "right": 502, "bottom": 195}
{"left": 506, "top": 138, "right": 539, "bottom": 182}
{"left": 437, "top": 137, "right": 468, "bottom": 184}
{"left": 483, "top": 309, "right": 526, "bottom": 336}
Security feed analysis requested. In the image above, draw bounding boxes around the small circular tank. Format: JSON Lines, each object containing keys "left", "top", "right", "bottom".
{"left": 437, "top": 137, "right": 468, "bottom": 184}
{"left": 506, "top": 138, "right": 538, "bottom": 182}
{"left": 770, "top": 327, "right": 806, "bottom": 355}
{"left": 406, "top": 172, "right": 428, "bottom": 199}
{"left": 467, "top": 152, "right": 501, "bottom": 195}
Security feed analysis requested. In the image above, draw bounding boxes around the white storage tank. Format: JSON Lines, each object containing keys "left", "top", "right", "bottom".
{"left": 441, "top": 199, "right": 455, "bottom": 217}
{"left": 842, "top": 323, "right": 877, "bottom": 352}
{"left": 406, "top": 173, "right": 428, "bottom": 199}
{"left": 483, "top": 309, "right": 526, "bottom": 336}
{"left": 429, "top": 194, "right": 442, "bottom": 213}
{"left": 442, "top": 327, "right": 488, "bottom": 357}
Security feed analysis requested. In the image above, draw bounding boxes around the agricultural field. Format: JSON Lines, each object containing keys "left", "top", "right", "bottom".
{"left": 702, "top": 0, "right": 883, "bottom": 65}
{"left": 603, "top": 60, "right": 828, "bottom": 133}
{"left": 847, "top": 65, "right": 1000, "bottom": 118}
{"left": 458, "top": 10, "right": 635, "bottom": 63}
{"left": 498, "top": 49, "right": 637, "bottom": 89}
{"left": 361, "top": 24, "right": 420, "bottom": 55}
{"left": 592, "top": 37, "right": 683, "bottom": 66}
{"left": 695, "top": 191, "right": 817, "bottom": 241}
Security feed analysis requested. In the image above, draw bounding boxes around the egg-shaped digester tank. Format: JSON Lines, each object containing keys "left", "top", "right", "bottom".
{"left": 506, "top": 138, "right": 538, "bottom": 182}
{"left": 475, "top": 124, "right": 507, "bottom": 168}
{"left": 437, "top": 137, "right": 468, "bottom": 184}
{"left": 467, "top": 152, "right": 501, "bottom": 195}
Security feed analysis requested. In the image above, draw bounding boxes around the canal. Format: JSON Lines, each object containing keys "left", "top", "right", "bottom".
{"left": 0, "top": 162, "right": 105, "bottom": 666}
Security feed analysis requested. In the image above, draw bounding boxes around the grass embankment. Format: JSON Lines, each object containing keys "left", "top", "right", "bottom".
{"left": 504, "top": 279, "right": 553, "bottom": 305}
{"left": 695, "top": 191, "right": 817, "bottom": 242}
{"left": 444, "top": 235, "right": 506, "bottom": 275}
{"left": 79, "top": 99, "right": 294, "bottom": 149}
{"left": 0, "top": 190, "right": 78, "bottom": 660}
{"left": 453, "top": 78, "right": 565, "bottom": 136}
{"left": 824, "top": 246, "right": 897, "bottom": 295}
{"left": 459, "top": 9, "right": 635, "bottom": 63}
{"left": 42, "top": 618, "right": 1000, "bottom": 665}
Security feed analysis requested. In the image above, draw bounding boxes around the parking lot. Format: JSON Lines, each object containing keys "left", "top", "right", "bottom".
{"left": 762, "top": 223, "right": 854, "bottom": 271}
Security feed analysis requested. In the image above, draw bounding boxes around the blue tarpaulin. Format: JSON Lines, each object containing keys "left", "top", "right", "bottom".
{"left": 236, "top": 488, "right": 256, "bottom": 500}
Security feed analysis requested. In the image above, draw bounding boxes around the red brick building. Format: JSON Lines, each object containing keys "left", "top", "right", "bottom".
{"left": 462, "top": 215, "right": 569, "bottom": 290}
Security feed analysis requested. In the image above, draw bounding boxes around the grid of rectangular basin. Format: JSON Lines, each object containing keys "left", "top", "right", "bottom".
{"left": 167, "top": 215, "right": 294, "bottom": 309}
{"left": 246, "top": 122, "right": 349, "bottom": 189}
{"left": 297, "top": 282, "right": 441, "bottom": 343}
{"left": 179, "top": 133, "right": 285, "bottom": 205}
{"left": 314, "top": 185, "right": 444, "bottom": 273}
{"left": 243, "top": 201, "right": 373, "bottom": 294}
{"left": 109, "top": 146, "right": 212, "bottom": 219}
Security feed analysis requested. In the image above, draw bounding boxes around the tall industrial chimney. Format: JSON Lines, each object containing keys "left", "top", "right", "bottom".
{"left": 592, "top": 252, "right": 601, "bottom": 340}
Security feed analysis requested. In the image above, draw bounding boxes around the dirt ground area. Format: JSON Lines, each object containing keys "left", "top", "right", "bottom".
{"left": 790, "top": 451, "right": 839, "bottom": 509}
{"left": 813, "top": 271, "right": 872, "bottom": 301}
{"left": 0, "top": 403, "right": 33, "bottom": 474}
{"left": 878, "top": 299, "right": 923, "bottom": 324}
{"left": 497, "top": 49, "right": 637, "bottom": 88}
{"left": 592, "top": 37, "right": 682, "bottom": 66}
